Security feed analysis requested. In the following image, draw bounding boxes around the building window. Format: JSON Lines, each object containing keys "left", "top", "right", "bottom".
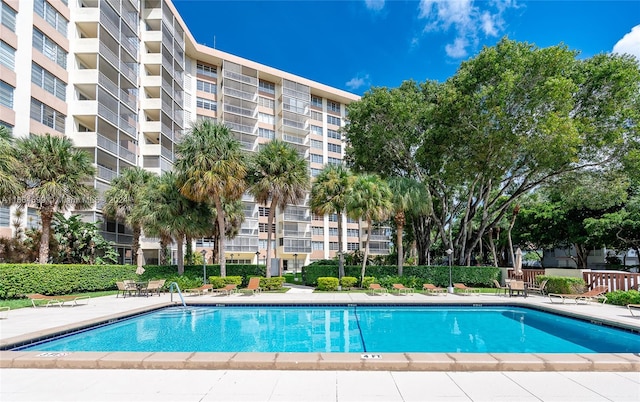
{"left": 328, "top": 214, "right": 338, "bottom": 222}
{"left": 311, "top": 168, "right": 321, "bottom": 177}
{"left": 196, "top": 97, "right": 216, "bottom": 111}
{"left": 259, "top": 97, "right": 275, "bottom": 108}
{"left": 329, "top": 242, "right": 339, "bottom": 251}
{"left": 31, "top": 63, "right": 66, "bottom": 100}
{"left": 259, "top": 207, "right": 270, "bottom": 217}
{"left": 32, "top": 28, "right": 67, "bottom": 69}
{"left": 327, "top": 129, "right": 341, "bottom": 140}
{"left": 347, "top": 229, "right": 359, "bottom": 237}
{"left": 309, "top": 153, "right": 323, "bottom": 164}
{"left": 0, "top": 1, "right": 17, "bottom": 32}
{"left": 27, "top": 208, "right": 41, "bottom": 230}
{"left": 311, "top": 95, "right": 322, "bottom": 108}
{"left": 312, "top": 226, "right": 324, "bottom": 235}
{"left": 196, "top": 63, "right": 217, "bottom": 78}
{"left": 258, "top": 112, "right": 275, "bottom": 125}
{"left": 196, "top": 79, "right": 216, "bottom": 94}
{"left": 310, "top": 111, "right": 322, "bottom": 121}
{"left": 258, "top": 127, "right": 274, "bottom": 139}
{"left": 0, "top": 205, "right": 9, "bottom": 227}
{"left": 327, "top": 157, "right": 342, "bottom": 166}
{"left": 327, "top": 143, "right": 342, "bottom": 154}
{"left": 0, "top": 80, "right": 13, "bottom": 109}
{"left": 327, "top": 115, "right": 341, "bottom": 126}
{"left": 310, "top": 139, "right": 323, "bottom": 149}
{"left": 259, "top": 223, "right": 275, "bottom": 233}
{"left": 312, "top": 241, "right": 324, "bottom": 251}
{"left": 0, "top": 40, "right": 15, "bottom": 70}
{"left": 327, "top": 100, "right": 340, "bottom": 113}
{"left": 329, "top": 227, "right": 338, "bottom": 236}
{"left": 30, "top": 98, "right": 65, "bottom": 132}
{"left": 347, "top": 242, "right": 359, "bottom": 251}
{"left": 35, "top": 0, "right": 68, "bottom": 36}
{"left": 259, "top": 80, "right": 275, "bottom": 94}
{"left": 312, "top": 213, "right": 323, "bottom": 221}
{"left": 347, "top": 217, "right": 358, "bottom": 224}
{"left": 310, "top": 125, "right": 322, "bottom": 136}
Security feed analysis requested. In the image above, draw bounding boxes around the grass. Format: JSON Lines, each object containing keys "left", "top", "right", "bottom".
{"left": 0, "top": 290, "right": 118, "bottom": 310}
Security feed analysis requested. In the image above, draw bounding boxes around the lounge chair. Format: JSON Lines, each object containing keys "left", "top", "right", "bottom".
{"left": 241, "top": 277, "right": 262, "bottom": 295}
{"left": 628, "top": 304, "right": 640, "bottom": 317}
{"left": 145, "top": 279, "right": 166, "bottom": 296}
{"left": 27, "top": 293, "right": 90, "bottom": 307}
{"left": 116, "top": 281, "right": 134, "bottom": 298}
{"left": 548, "top": 286, "right": 609, "bottom": 305}
{"left": 212, "top": 284, "right": 237, "bottom": 296}
{"left": 453, "top": 283, "right": 481, "bottom": 295}
{"left": 527, "top": 279, "right": 549, "bottom": 296}
{"left": 423, "top": 283, "right": 447, "bottom": 295}
{"left": 508, "top": 280, "right": 527, "bottom": 297}
{"left": 368, "top": 283, "right": 387, "bottom": 296}
{"left": 392, "top": 283, "right": 414, "bottom": 295}
{"left": 492, "top": 279, "right": 509, "bottom": 296}
{"left": 185, "top": 284, "right": 213, "bottom": 296}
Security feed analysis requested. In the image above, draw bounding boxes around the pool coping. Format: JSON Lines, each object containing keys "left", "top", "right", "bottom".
{"left": 2, "top": 300, "right": 640, "bottom": 372}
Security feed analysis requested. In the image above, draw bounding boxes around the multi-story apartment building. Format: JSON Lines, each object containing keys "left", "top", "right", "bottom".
{"left": 0, "top": 0, "right": 391, "bottom": 268}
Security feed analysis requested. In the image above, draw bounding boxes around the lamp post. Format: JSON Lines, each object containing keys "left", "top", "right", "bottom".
{"left": 255, "top": 251, "right": 260, "bottom": 273}
{"left": 230, "top": 253, "right": 234, "bottom": 264}
{"left": 293, "top": 253, "right": 298, "bottom": 274}
{"left": 446, "top": 249, "right": 454, "bottom": 294}
{"left": 200, "top": 250, "right": 207, "bottom": 284}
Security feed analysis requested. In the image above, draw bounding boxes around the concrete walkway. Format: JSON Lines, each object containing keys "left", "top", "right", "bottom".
{"left": 1, "top": 291, "right": 639, "bottom": 401}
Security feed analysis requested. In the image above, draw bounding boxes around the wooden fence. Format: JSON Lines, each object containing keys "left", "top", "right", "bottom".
{"left": 508, "top": 268, "right": 640, "bottom": 291}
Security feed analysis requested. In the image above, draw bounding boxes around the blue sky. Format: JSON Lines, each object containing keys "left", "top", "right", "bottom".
{"left": 173, "top": 1, "right": 640, "bottom": 96}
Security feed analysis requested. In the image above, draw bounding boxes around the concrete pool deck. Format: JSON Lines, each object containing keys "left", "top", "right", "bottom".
{"left": 1, "top": 290, "right": 640, "bottom": 401}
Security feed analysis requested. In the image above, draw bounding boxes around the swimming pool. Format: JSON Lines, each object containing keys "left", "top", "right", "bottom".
{"left": 15, "top": 305, "right": 640, "bottom": 353}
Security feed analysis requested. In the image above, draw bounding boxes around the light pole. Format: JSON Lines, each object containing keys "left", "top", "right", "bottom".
{"left": 255, "top": 251, "right": 260, "bottom": 274}
{"left": 446, "top": 249, "right": 454, "bottom": 294}
{"left": 200, "top": 250, "right": 207, "bottom": 284}
{"left": 230, "top": 253, "right": 234, "bottom": 264}
{"left": 293, "top": 253, "right": 298, "bottom": 273}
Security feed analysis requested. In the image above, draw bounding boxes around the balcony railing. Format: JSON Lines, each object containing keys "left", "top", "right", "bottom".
{"left": 120, "top": 147, "right": 136, "bottom": 164}
{"left": 283, "top": 213, "right": 310, "bottom": 222}
{"left": 223, "top": 86, "right": 257, "bottom": 102}
{"left": 223, "top": 70, "right": 257, "bottom": 86}
{"left": 97, "top": 134, "right": 118, "bottom": 155}
{"left": 97, "top": 165, "right": 117, "bottom": 181}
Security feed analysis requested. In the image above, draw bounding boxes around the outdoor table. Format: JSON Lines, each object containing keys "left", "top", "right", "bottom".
{"left": 134, "top": 281, "right": 149, "bottom": 297}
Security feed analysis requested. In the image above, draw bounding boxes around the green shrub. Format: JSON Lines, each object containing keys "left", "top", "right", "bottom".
{"left": 317, "top": 277, "right": 339, "bottom": 291}
{"left": 340, "top": 276, "right": 357, "bottom": 289}
{"left": 224, "top": 276, "right": 243, "bottom": 286}
{"left": 362, "top": 276, "right": 376, "bottom": 288}
{"left": 606, "top": 290, "right": 640, "bottom": 306}
{"left": 283, "top": 274, "right": 295, "bottom": 283}
{"left": 538, "top": 276, "right": 585, "bottom": 294}
{"left": 260, "top": 276, "right": 285, "bottom": 290}
{"left": 208, "top": 276, "right": 226, "bottom": 289}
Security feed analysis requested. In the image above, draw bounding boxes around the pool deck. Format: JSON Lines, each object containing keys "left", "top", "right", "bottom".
{"left": 1, "top": 290, "right": 640, "bottom": 401}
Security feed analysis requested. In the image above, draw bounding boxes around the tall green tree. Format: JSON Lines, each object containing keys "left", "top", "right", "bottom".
{"left": 13, "top": 134, "right": 96, "bottom": 264}
{"left": 0, "top": 126, "right": 22, "bottom": 203}
{"left": 52, "top": 213, "right": 118, "bottom": 264}
{"left": 248, "top": 140, "right": 309, "bottom": 277}
{"left": 175, "top": 120, "right": 247, "bottom": 277}
{"left": 102, "top": 166, "right": 154, "bottom": 259}
{"left": 310, "top": 165, "right": 354, "bottom": 279}
{"left": 347, "top": 173, "right": 392, "bottom": 283}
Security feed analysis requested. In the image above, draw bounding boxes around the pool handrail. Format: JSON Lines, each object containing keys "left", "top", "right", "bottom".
{"left": 169, "top": 282, "right": 186, "bottom": 307}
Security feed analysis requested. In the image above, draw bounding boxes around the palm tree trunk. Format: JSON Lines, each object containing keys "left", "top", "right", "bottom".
{"left": 176, "top": 235, "right": 184, "bottom": 275}
{"left": 360, "top": 218, "right": 372, "bottom": 286}
{"left": 132, "top": 224, "right": 141, "bottom": 261}
{"left": 39, "top": 207, "right": 53, "bottom": 264}
{"left": 397, "top": 223, "right": 404, "bottom": 276}
{"left": 266, "top": 201, "right": 277, "bottom": 278}
{"left": 214, "top": 196, "right": 226, "bottom": 277}
{"left": 337, "top": 212, "right": 345, "bottom": 279}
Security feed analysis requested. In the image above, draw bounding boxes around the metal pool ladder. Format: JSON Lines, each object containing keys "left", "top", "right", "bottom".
{"left": 169, "top": 282, "right": 186, "bottom": 307}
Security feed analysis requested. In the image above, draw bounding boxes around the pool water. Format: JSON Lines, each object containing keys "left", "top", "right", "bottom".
{"left": 17, "top": 305, "right": 640, "bottom": 353}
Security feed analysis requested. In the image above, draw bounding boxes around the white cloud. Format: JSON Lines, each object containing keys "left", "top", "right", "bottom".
{"left": 345, "top": 74, "right": 371, "bottom": 91}
{"left": 613, "top": 25, "right": 640, "bottom": 61}
{"left": 364, "top": 0, "right": 385, "bottom": 12}
{"left": 417, "top": 0, "right": 516, "bottom": 59}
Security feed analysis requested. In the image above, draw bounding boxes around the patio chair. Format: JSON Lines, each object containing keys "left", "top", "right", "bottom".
{"left": 508, "top": 280, "right": 527, "bottom": 298}
{"left": 368, "top": 283, "right": 387, "bottom": 296}
{"left": 27, "top": 293, "right": 90, "bottom": 307}
{"left": 241, "top": 277, "right": 262, "bottom": 295}
{"left": 123, "top": 279, "right": 138, "bottom": 296}
{"left": 453, "top": 283, "right": 481, "bottom": 295}
{"left": 627, "top": 304, "right": 640, "bottom": 317}
{"left": 527, "top": 279, "right": 549, "bottom": 296}
{"left": 116, "top": 281, "right": 133, "bottom": 298}
{"left": 492, "top": 279, "right": 509, "bottom": 297}
{"left": 392, "top": 283, "right": 414, "bottom": 295}
{"left": 212, "top": 284, "right": 238, "bottom": 296}
{"left": 185, "top": 284, "right": 213, "bottom": 296}
{"left": 423, "top": 283, "right": 447, "bottom": 295}
{"left": 145, "top": 279, "right": 166, "bottom": 296}
{"left": 548, "top": 286, "right": 609, "bottom": 305}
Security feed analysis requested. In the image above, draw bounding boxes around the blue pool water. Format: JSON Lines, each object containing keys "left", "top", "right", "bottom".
{"left": 17, "top": 305, "right": 640, "bottom": 353}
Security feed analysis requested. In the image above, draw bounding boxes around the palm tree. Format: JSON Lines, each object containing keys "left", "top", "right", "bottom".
{"left": 388, "top": 177, "right": 431, "bottom": 275}
{"left": 0, "top": 126, "right": 22, "bottom": 203}
{"left": 102, "top": 166, "right": 154, "bottom": 259}
{"left": 175, "top": 120, "right": 247, "bottom": 277}
{"left": 248, "top": 140, "right": 309, "bottom": 277}
{"left": 139, "top": 172, "right": 212, "bottom": 275}
{"left": 347, "top": 173, "right": 393, "bottom": 285}
{"left": 310, "top": 164, "right": 354, "bottom": 279}
{"left": 14, "top": 134, "right": 96, "bottom": 264}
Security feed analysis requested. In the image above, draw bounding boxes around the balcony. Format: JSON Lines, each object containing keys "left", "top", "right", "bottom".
{"left": 223, "top": 69, "right": 257, "bottom": 86}
{"left": 97, "top": 133, "right": 118, "bottom": 155}
{"left": 97, "top": 165, "right": 117, "bottom": 181}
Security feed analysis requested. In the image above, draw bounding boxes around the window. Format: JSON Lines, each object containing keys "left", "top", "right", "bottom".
{"left": 259, "top": 80, "right": 275, "bottom": 94}
{"left": 0, "top": 80, "right": 13, "bottom": 108}
{"left": 311, "top": 95, "right": 322, "bottom": 108}
{"left": 347, "top": 229, "right": 359, "bottom": 237}
{"left": 259, "top": 223, "right": 275, "bottom": 233}
{"left": 329, "top": 242, "right": 339, "bottom": 251}
{"left": 196, "top": 97, "right": 216, "bottom": 111}
{"left": 347, "top": 242, "right": 359, "bottom": 251}
{"left": 33, "top": 29, "right": 67, "bottom": 69}
{"left": 309, "top": 153, "right": 323, "bottom": 164}
{"left": 329, "top": 227, "right": 338, "bottom": 236}
{"left": 0, "top": 205, "right": 9, "bottom": 227}
{"left": 35, "top": 0, "right": 68, "bottom": 36}
{"left": 312, "top": 213, "right": 323, "bottom": 221}
{"left": 259, "top": 207, "right": 270, "bottom": 217}
{"left": 327, "top": 100, "right": 340, "bottom": 113}
{"left": 312, "top": 226, "right": 324, "bottom": 235}
{"left": 259, "top": 96, "right": 275, "bottom": 108}
{"left": 310, "top": 111, "right": 322, "bottom": 121}
{"left": 31, "top": 63, "right": 66, "bottom": 100}
{"left": 328, "top": 214, "right": 338, "bottom": 222}
{"left": 30, "top": 98, "right": 65, "bottom": 132}
{"left": 196, "top": 63, "right": 217, "bottom": 78}
{"left": 310, "top": 139, "right": 323, "bottom": 149}
{"left": 310, "top": 125, "right": 322, "bottom": 136}
{"left": 312, "top": 241, "right": 324, "bottom": 251}
{"left": 258, "top": 127, "right": 274, "bottom": 139}
{"left": 327, "top": 157, "right": 342, "bottom": 166}
{"left": 0, "top": 1, "right": 16, "bottom": 32}
{"left": 327, "top": 143, "right": 341, "bottom": 154}
{"left": 327, "top": 115, "right": 341, "bottom": 126}
{"left": 0, "top": 40, "right": 15, "bottom": 70}
{"left": 27, "top": 208, "right": 41, "bottom": 230}
{"left": 258, "top": 112, "right": 274, "bottom": 125}
{"left": 327, "top": 129, "right": 341, "bottom": 140}
{"left": 311, "top": 168, "right": 321, "bottom": 177}
{"left": 347, "top": 217, "right": 358, "bottom": 224}
{"left": 196, "top": 79, "right": 216, "bottom": 94}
